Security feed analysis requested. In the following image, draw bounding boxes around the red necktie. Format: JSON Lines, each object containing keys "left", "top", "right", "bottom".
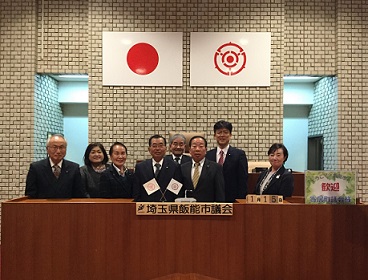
{"left": 218, "top": 150, "right": 224, "bottom": 165}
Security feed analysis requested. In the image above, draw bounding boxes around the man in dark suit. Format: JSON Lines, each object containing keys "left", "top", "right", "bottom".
{"left": 206, "top": 120, "right": 248, "bottom": 202}
{"left": 181, "top": 136, "right": 225, "bottom": 202}
{"left": 133, "top": 134, "right": 184, "bottom": 202}
{"left": 164, "top": 133, "right": 191, "bottom": 165}
{"left": 25, "top": 134, "right": 87, "bottom": 198}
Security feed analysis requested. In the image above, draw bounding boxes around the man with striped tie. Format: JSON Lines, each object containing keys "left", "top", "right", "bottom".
{"left": 180, "top": 136, "right": 225, "bottom": 202}
{"left": 25, "top": 134, "right": 87, "bottom": 198}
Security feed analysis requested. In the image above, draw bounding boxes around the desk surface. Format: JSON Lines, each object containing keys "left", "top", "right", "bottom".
{"left": 2, "top": 198, "right": 367, "bottom": 280}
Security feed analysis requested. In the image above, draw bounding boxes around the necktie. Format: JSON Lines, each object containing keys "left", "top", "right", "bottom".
{"left": 154, "top": 163, "right": 161, "bottom": 178}
{"left": 53, "top": 165, "right": 61, "bottom": 179}
{"left": 192, "top": 162, "right": 200, "bottom": 189}
{"left": 218, "top": 150, "right": 224, "bottom": 165}
{"left": 175, "top": 157, "right": 180, "bottom": 164}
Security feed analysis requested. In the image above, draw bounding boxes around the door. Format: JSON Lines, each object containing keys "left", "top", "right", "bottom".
{"left": 308, "top": 136, "right": 323, "bottom": 170}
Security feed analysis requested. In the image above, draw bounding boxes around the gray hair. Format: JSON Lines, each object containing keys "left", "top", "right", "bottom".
{"left": 47, "top": 133, "right": 67, "bottom": 146}
{"left": 169, "top": 134, "right": 186, "bottom": 145}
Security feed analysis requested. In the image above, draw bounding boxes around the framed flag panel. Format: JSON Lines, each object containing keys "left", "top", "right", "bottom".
{"left": 103, "top": 32, "right": 183, "bottom": 86}
{"left": 190, "top": 32, "right": 271, "bottom": 87}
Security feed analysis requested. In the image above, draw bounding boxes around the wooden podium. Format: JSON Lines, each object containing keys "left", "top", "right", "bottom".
{"left": 1, "top": 197, "right": 367, "bottom": 280}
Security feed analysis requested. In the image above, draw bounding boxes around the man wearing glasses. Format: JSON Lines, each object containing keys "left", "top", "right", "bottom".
{"left": 25, "top": 134, "right": 87, "bottom": 198}
{"left": 164, "top": 133, "right": 191, "bottom": 165}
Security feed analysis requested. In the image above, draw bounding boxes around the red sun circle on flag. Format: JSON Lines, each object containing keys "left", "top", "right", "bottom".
{"left": 127, "top": 43, "right": 159, "bottom": 75}
{"left": 214, "top": 42, "right": 246, "bottom": 76}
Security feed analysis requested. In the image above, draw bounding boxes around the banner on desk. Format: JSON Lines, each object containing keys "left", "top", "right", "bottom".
{"left": 305, "top": 170, "right": 356, "bottom": 204}
{"left": 103, "top": 32, "right": 183, "bottom": 86}
{"left": 136, "top": 202, "right": 233, "bottom": 216}
{"left": 190, "top": 32, "right": 271, "bottom": 86}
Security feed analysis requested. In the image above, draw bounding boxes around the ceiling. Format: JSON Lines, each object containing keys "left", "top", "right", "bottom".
{"left": 284, "top": 76, "right": 322, "bottom": 83}
{"left": 49, "top": 74, "right": 88, "bottom": 82}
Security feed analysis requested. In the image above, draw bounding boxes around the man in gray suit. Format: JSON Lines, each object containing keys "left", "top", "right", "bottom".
{"left": 25, "top": 134, "right": 87, "bottom": 198}
{"left": 181, "top": 136, "right": 225, "bottom": 202}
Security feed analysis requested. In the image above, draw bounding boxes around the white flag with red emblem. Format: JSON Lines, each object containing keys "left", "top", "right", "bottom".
{"left": 143, "top": 178, "right": 160, "bottom": 195}
{"left": 103, "top": 32, "right": 183, "bottom": 86}
{"left": 167, "top": 179, "right": 183, "bottom": 195}
{"left": 190, "top": 32, "right": 271, "bottom": 86}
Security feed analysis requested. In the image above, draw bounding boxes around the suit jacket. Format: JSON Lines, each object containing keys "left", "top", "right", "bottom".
{"left": 25, "top": 158, "right": 87, "bottom": 198}
{"left": 164, "top": 154, "right": 192, "bottom": 165}
{"left": 254, "top": 165, "right": 294, "bottom": 198}
{"left": 206, "top": 146, "right": 248, "bottom": 202}
{"left": 181, "top": 159, "right": 225, "bottom": 202}
{"left": 99, "top": 165, "right": 134, "bottom": 198}
{"left": 133, "top": 158, "right": 184, "bottom": 202}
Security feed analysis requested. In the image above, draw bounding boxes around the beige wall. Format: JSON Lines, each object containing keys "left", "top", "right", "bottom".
{"left": 0, "top": 0, "right": 367, "bottom": 213}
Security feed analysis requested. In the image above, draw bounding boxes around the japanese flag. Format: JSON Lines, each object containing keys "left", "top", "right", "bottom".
{"left": 103, "top": 32, "right": 183, "bottom": 86}
{"left": 190, "top": 32, "right": 271, "bottom": 87}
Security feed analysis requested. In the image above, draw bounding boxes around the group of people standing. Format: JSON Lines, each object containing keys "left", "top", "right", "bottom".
{"left": 25, "top": 120, "right": 294, "bottom": 202}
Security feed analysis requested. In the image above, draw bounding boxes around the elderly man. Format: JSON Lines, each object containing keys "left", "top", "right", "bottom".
{"left": 164, "top": 133, "right": 191, "bottom": 165}
{"left": 181, "top": 136, "right": 225, "bottom": 202}
{"left": 25, "top": 134, "right": 87, "bottom": 198}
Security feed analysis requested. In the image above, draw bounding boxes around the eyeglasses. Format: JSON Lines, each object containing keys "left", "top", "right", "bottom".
{"left": 48, "top": 145, "right": 66, "bottom": 151}
{"left": 151, "top": 143, "right": 165, "bottom": 148}
{"left": 172, "top": 142, "right": 185, "bottom": 147}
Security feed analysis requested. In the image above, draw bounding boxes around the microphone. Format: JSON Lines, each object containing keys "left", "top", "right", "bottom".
{"left": 175, "top": 189, "right": 197, "bottom": 203}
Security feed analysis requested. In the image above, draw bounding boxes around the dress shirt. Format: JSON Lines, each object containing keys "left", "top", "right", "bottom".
{"left": 49, "top": 158, "right": 63, "bottom": 170}
{"left": 112, "top": 163, "right": 126, "bottom": 176}
{"left": 191, "top": 158, "right": 205, "bottom": 179}
{"left": 172, "top": 154, "right": 182, "bottom": 164}
{"left": 216, "top": 145, "right": 229, "bottom": 163}
{"left": 152, "top": 158, "right": 164, "bottom": 172}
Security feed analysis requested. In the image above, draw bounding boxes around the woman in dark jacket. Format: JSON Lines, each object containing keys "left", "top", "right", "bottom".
{"left": 254, "top": 143, "right": 294, "bottom": 198}
{"left": 100, "top": 142, "right": 134, "bottom": 198}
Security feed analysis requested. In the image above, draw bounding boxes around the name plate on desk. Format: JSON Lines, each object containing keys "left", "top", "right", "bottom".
{"left": 136, "top": 202, "right": 233, "bottom": 216}
{"left": 246, "top": 195, "right": 283, "bottom": 204}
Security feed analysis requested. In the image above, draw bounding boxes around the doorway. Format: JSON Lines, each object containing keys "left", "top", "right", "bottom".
{"left": 308, "top": 135, "right": 323, "bottom": 170}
